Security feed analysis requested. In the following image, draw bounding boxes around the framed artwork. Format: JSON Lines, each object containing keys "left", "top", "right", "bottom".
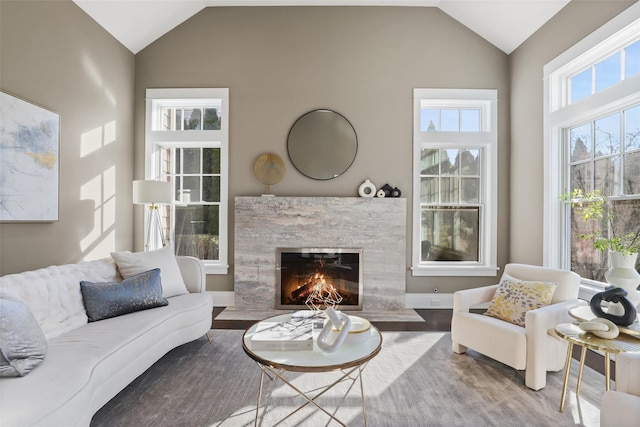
{"left": 0, "top": 91, "right": 60, "bottom": 222}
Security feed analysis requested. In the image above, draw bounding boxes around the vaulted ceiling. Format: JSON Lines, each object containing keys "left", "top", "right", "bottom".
{"left": 73, "top": 0, "right": 571, "bottom": 55}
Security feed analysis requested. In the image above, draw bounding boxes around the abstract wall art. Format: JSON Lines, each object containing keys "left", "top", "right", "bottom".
{"left": 0, "top": 91, "right": 59, "bottom": 222}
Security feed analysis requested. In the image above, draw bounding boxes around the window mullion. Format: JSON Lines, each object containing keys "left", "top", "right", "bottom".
{"left": 620, "top": 110, "right": 626, "bottom": 195}
{"left": 179, "top": 148, "right": 184, "bottom": 200}
{"left": 621, "top": 48, "right": 627, "bottom": 81}
{"left": 199, "top": 148, "right": 204, "bottom": 203}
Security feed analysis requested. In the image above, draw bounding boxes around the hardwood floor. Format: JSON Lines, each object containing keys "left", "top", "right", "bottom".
{"left": 211, "top": 307, "right": 612, "bottom": 378}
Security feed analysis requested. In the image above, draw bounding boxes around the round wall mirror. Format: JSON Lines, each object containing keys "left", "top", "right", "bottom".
{"left": 287, "top": 109, "right": 358, "bottom": 180}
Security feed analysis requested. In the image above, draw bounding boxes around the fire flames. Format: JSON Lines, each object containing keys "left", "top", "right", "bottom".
{"left": 291, "top": 273, "right": 343, "bottom": 310}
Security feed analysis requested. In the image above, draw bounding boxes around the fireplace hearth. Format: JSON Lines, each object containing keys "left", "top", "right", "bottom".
{"left": 277, "top": 248, "right": 363, "bottom": 310}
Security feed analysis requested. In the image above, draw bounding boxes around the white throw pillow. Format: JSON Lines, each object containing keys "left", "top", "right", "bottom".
{"left": 0, "top": 293, "right": 48, "bottom": 377}
{"left": 110, "top": 246, "right": 188, "bottom": 298}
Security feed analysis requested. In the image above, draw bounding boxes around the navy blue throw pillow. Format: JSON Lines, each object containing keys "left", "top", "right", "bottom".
{"left": 80, "top": 268, "right": 168, "bottom": 322}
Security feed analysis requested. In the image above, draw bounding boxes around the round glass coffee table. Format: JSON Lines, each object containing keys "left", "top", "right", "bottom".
{"left": 242, "top": 312, "right": 382, "bottom": 427}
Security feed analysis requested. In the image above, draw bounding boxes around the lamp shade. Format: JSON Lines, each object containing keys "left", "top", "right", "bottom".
{"left": 133, "top": 180, "right": 172, "bottom": 204}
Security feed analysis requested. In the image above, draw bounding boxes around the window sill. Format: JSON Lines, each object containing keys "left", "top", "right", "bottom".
{"left": 411, "top": 265, "right": 499, "bottom": 277}
{"left": 578, "top": 279, "right": 606, "bottom": 301}
{"left": 204, "top": 264, "right": 229, "bottom": 275}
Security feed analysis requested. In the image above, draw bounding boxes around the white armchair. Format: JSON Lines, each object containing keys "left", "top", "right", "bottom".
{"left": 601, "top": 352, "right": 640, "bottom": 427}
{"left": 451, "top": 263, "right": 585, "bottom": 391}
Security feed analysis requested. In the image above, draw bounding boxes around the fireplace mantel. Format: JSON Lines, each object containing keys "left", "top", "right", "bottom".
{"left": 234, "top": 197, "right": 406, "bottom": 311}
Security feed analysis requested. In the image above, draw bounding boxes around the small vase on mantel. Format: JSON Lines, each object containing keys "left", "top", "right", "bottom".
{"left": 604, "top": 251, "right": 640, "bottom": 312}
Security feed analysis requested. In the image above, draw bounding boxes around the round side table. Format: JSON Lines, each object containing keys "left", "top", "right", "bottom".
{"left": 554, "top": 322, "right": 640, "bottom": 412}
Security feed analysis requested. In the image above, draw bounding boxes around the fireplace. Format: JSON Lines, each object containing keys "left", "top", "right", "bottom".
{"left": 234, "top": 197, "right": 406, "bottom": 312}
{"left": 276, "top": 248, "right": 363, "bottom": 310}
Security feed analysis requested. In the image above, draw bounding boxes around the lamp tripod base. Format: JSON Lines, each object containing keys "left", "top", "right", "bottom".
{"left": 144, "top": 203, "right": 166, "bottom": 251}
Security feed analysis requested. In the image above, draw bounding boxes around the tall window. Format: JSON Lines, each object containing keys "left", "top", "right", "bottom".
{"left": 544, "top": 2, "right": 640, "bottom": 287}
{"left": 145, "top": 88, "right": 229, "bottom": 274}
{"left": 566, "top": 107, "right": 640, "bottom": 281}
{"left": 412, "top": 89, "right": 498, "bottom": 277}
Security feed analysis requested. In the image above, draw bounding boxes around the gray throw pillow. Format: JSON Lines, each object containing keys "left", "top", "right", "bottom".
{"left": 80, "top": 268, "right": 169, "bottom": 322}
{"left": 0, "top": 294, "right": 48, "bottom": 377}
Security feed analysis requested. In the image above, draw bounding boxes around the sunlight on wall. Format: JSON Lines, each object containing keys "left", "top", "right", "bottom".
{"left": 82, "top": 54, "right": 116, "bottom": 106}
{"left": 80, "top": 164, "right": 116, "bottom": 260}
{"left": 104, "top": 120, "right": 116, "bottom": 145}
{"left": 81, "top": 121, "right": 116, "bottom": 157}
{"left": 80, "top": 127, "right": 102, "bottom": 157}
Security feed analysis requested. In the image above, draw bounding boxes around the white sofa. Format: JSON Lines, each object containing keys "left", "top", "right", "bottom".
{"left": 0, "top": 255, "right": 213, "bottom": 427}
{"left": 601, "top": 352, "right": 640, "bottom": 427}
{"left": 451, "top": 263, "right": 585, "bottom": 391}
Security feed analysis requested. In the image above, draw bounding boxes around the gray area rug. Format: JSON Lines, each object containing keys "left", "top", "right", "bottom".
{"left": 91, "top": 330, "right": 603, "bottom": 426}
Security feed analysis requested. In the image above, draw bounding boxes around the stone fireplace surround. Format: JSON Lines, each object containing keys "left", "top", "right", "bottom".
{"left": 233, "top": 197, "right": 407, "bottom": 313}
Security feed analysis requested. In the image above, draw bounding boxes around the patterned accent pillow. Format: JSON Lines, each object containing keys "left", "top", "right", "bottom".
{"left": 0, "top": 293, "right": 48, "bottom": 377}
{"left": 80, "top": 268, "right": 168, "bottom": 322}
{"left": 484, "top": 279, "right": 558, "bottom": 327}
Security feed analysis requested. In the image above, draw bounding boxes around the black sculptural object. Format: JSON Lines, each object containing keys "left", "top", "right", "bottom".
{"left": 590, "top": 287, "right": 638, "bottom": 327}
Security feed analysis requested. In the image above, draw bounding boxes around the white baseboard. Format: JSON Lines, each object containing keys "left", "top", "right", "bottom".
{"left": 212, "top": 291, "right": 455, "bottom": 310}
{"left": 210, "top": 291, "right": 235, "bottom": 307}
{"left": 405, "top": 293, "right": 454, "bottom": 309}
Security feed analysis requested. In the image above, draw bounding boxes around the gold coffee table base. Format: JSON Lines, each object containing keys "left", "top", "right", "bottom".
{"left": 242, "top": 313, "right": 382, "bottom": 426}
{"left": 253, "top": 361, "right": 370, "bottom": 427}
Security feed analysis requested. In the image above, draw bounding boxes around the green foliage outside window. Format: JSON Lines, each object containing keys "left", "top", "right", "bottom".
{"left": 561, "top": 189, "right": 640, "bottom": 255}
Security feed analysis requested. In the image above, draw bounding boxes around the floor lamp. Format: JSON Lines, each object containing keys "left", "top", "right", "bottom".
{"left": 133, "top": 180, "right": 172, "bottom": 251}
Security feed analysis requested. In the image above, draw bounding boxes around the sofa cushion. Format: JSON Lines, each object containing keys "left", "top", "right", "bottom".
{"left": 80, "top": 269, "right": 169, "bottom": 322}
{"left": 0, "top": 292, "right": 212, "bottom": 427}
{"left": 0, "top": 259, "right": 120, "bottom": 340}
{"left": 111, "top": 246, "right": 188, "bottom": 298}
{"left": 484, "top": 278, "right": 558, "bottom": 327}
{"left": 0, "top": 294, "right": 48, "bottom": 377}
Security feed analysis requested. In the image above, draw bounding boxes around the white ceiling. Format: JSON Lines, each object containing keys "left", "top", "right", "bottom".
{"left": 73, "top": 0, "right": 571, "bottom": 55}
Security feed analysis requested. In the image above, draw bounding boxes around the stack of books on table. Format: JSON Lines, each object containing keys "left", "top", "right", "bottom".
{"left": 250, "top": 312, "right": 316, "bottom": 351}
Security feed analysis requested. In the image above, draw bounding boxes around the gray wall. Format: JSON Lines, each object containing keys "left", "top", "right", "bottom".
{"left": 0, "top": 1, "right": 135, "bottom": 275}
{"left": 134, "top": 7, "right": 512, "bottom": 293}
{"left": 509, "top": 0, "right": 637, "bottom": 265}
{"left": 2, "top": 1, "right": 636, "bottom": 295}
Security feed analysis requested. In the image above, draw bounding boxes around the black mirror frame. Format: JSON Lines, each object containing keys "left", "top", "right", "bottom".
{"left": 286, "top": 109, "right": 358, "bottom": 180}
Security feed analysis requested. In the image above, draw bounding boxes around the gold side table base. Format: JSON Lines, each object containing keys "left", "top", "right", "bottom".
{"left": 253, "top": 362, "right": 370, "bottom": 427}
{"left": 554, "top": 322, "right": 639, "bottom": 412}
{"left": 560, "top": 341, "right": 574, "bottom": 412}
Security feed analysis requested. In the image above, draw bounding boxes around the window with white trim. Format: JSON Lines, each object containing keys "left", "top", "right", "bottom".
{"left": 145, "top": 88, "right": 229, "bottom": 274}
{"left": 544, "top": 2, "right": 640, "bottom": 288}
{"left": 412, "top": 89, "right": 498, "bottom": 277}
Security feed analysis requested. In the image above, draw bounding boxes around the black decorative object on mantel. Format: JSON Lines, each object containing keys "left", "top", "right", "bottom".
{"left": 589, "top": 287, "right": 638, "bottom": 327}
{"left": 379, "top": 183, "right": 402, "bottom": 198}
